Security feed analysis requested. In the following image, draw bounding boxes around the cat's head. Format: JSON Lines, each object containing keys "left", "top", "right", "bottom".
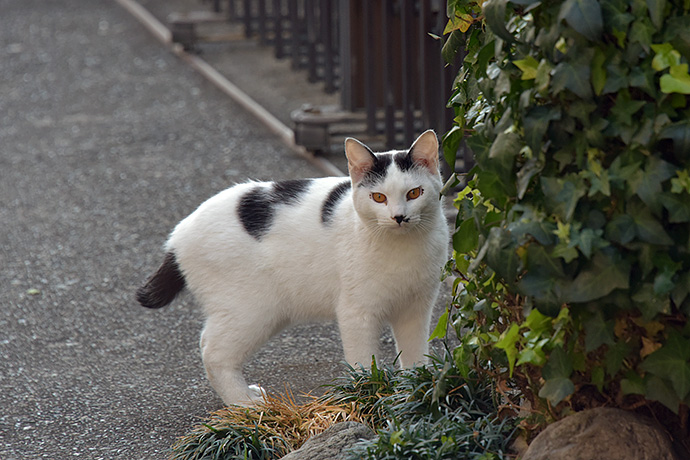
{"left": 345, "top": 130, "right": 443, "bottom": 234}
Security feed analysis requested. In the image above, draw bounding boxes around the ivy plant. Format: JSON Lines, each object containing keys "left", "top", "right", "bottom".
{"left": 442, "top": 0, "right": 690, "bottom": 430}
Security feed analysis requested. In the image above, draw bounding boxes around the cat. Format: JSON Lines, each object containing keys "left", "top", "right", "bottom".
{"left": 136, "top": 130, "right": 450, "bottom": 406}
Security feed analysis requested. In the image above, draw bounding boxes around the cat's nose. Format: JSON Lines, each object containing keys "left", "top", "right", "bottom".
{"left": 393, "top": 215, "right": 406, "bottom": 225}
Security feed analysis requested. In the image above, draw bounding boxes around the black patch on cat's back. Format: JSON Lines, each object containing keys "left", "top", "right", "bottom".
{"left": 238, "top": 179, "right": 311, "bottom": 240}
{"left": 272, "top": 179, "right": 311, "bottom": 205}
{"left": 321, "top": 180, "right": 351, "bottom": 224}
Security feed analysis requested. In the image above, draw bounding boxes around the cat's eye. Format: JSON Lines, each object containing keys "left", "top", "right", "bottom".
{"left": 406, "top": 187, "right": 423, "bottom": 200}
{"left": 371, "top": 192, "right": 387, "bottom": 203}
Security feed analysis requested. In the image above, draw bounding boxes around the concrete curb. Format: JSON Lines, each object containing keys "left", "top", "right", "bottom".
{"left": 114, "top": 0, "right": 345, "bottom": 178}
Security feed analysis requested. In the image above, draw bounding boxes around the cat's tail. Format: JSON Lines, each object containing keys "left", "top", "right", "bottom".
{"left": 136, "top": 252, "right": 186, "bottom": 309}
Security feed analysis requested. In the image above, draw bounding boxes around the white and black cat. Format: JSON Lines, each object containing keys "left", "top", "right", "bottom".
{"left": 137, "top": 130, "right": 449, "bottom": 405}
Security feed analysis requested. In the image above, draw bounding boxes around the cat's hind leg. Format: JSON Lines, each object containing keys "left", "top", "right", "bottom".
{"left": 199, "top": 310, "right": 281, "bottom": 406}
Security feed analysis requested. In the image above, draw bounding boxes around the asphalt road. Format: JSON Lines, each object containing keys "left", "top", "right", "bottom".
{"left": 0, "top": 1, "right": 348, "bottom": 458}
{"left": 0, "top": 1, "right": 450, "bottom": 458}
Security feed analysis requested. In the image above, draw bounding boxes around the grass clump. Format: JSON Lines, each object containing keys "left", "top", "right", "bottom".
{"left": 335, "top": 356, "right": 517, "bottom": 460}
{"left": 171, "top": 355, "right": 518, "bottom": 460}
{"left": 170, "top": 391, "right": 367, "bottom": 460}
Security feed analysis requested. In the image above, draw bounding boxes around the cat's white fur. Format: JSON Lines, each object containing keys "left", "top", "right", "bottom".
{"left": 154, "top": 130, "right": 448, "bottom": 405}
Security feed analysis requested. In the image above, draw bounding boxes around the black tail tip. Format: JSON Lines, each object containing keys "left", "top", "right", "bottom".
{"left": 137, "top": 252, "right": 186, "bottom": 309}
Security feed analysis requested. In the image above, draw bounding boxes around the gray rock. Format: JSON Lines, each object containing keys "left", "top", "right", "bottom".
{"left": 522, "top": 407, "right": 679, "bottom": 460}
{"left": 281, "top": 422, "right": 376, "bottom": 460}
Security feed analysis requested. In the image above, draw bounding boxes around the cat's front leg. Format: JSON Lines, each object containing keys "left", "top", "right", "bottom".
{"left": 389, "top": 303, "right": 433, "bottom": 368}
{"left": 336, "top": 308, "right": 382, "bottom": 368}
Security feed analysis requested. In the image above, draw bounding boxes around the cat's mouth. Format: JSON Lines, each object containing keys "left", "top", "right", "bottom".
{"left": 377, "top": 216, "right": 418, "bottom": 232}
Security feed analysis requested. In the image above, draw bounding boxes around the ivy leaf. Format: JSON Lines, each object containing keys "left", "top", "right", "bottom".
{"left": 584, "top": 311, "right": 615, "bottom": 352}
{"left": 523, "top": 106, "right": 561, "bottom": 156}
{"left": 659, "top": 121, "right": 690, "bottom": 159}
{"left": 662, "top": 192, "right": 690, "bottom": 223}
{"left": 495, "top": 323, "right": 521, "bottom": 376}
{"left": 552, "top": 61, "right": 593, "bottom": 98}
{"left": 539, "top": 377, "right": 576, "bottom": 405}
{"left": 558, "top": 0, "right": 603, "bottom": 41}
{"left": 486, "top": 227, "right": 519, "bottom": 284}
{"left": 610, "top": 91, "right": 646, "bottom": 126}
{"left": 513, "top": 56, "right": 539, "bottom": 80}
{"left": 605, "top": 213, "right": 636, "bottom": 245}
{"left": 591, "top": 47, "right": 607, "bottom": 95}
{"left": 442, "top": 126, "right": 463, "bottom": 169}
{"left": 542, "top": 346, "right": 573, "bottom": 379}
{"left": 630, "top": 157, "right": 676, "bottom": 215}
{"left": 628, "top": 200, "right": 674, "bottom": 245}
{"left": 646, "top": 0, "right": 667, "bottom": 30}
{"left": 660, "top": 64, "right": 690, "bottom": 94}
{"left": 645, "top": 375, "right": 680, "bottom": 414}
{"left": 641, "top": 330, "right": 690, "bottom": 400}
{"left": 651, "top": 43, "right": 681, "bottom": 71}
{"left": 606, "top": 340, "right": 633, "bottom": 376}
{"left": 633, "top": 283, "right": 671, "bottom": 320}
{"left": 560, "top": 252, "right": 630, "bottom": 304}
{"left": 483, "top": 0, "right": 515, "bottom": 43}
{"left": 453, "top": 218, "right": 479, "bottom": 254}
{"left": 444, "top": 13, "right": 474, "bottom": 34}
{"left": 429, "top": 310, "right": 449, "bottom": 341}
{"left": 442, "top": 30, "right": 465, "bottom": 64}
{"left": 540, "top": 176, "right": 586, "bottom": 222}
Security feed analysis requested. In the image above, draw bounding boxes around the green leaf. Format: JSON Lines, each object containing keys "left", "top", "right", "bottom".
{"left": 661, "top": 192, "right": 690, "bottom": 223}
{"left": 524, "top": 308, "right": 553, "bottom": 335}
{"left": 620, "top": 371, "right": 646, "bottom": 395}
{"left": 633, "top": 283, "right": 671, "bottom": 320}
{"left": 640, "top": 330, "right": 690, "bottom": 399}
{"left": 591, "top": 47, "right": 607, "bottom": 95}
{"left": 659, "top": 121, "right": 690, "bottom": 158}
{"left": 610, "top": 91, "right": 646, "bottom": 126}
{"left": 660, "top": 64, "right": 690, "bottom": 94}
{"left": 429, "top": 310, "right": 449, "bottom": 341}
{"left": 558, "top": 0, "right": 603, "bottom": 40}
{"left": 584, "top": 311, "right": 615, "bottom": 352}
{"left": 514, "top": 56, "right": 539, "bottom": 80}
{"left": 552, "top": 62, "right": 592, "bottom": 99}
{"left": 523, "top": 106, "right": 561, "bottom": 156}
{"left": 539, "top": 377, "right": 575, "bottom": 405}
{"left": 630, "top": 157, "right": 677, "bottom": 215}
{"left": 628, "top": 200, "right": 674, "bottom": 245}
{"left": 646, "top": 0, "right": 666, "bottom": 30}
{"left": 605, "top": 214, "right": 636, "bottom": 244}
{"left": 483, "top": 0, "right": 515, "bottom": 43}
{"left": 540, "top": 176, "right": 586, "bottom": 222}
{"left": 453, "top": 218, "right": 479, "bottom": 254}
{"left": 560, "top": 252, "right": 630, "bottom": 304}
{"left": 495, "top": 323, "right": 521, "bottom": 376}
{"left": 651, "top": 43, "right": 681, "bottom": 71}
{"left": 442, "top": 126, "right": 463, "bottom": 168}
{"left": 543, "top": 346, "right": 573, "bottom": 380}
{"left": 486, "top": 227, "right": 519, "bottom": 284}
{"left": 592, "top": 366, "right": 605, "bottom": 391}
{"left": 606, "top": 340, "right": 633, "bottom": 376}
{"left": 442, "top": 30, "right": 465, "bottom": 64}
{"left": 645, "top": 375, "right": 680, "bottom": 413}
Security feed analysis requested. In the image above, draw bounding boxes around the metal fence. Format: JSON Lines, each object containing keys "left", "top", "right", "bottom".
{"left": 186, "top": 0, "right": 464, "bottom": 162}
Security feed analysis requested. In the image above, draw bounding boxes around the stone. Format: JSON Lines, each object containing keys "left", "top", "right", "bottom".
{"left": 522, "top": 407, "right": 680, "bottom": 460}
{"left": 280, "top": 421, "right": 376, "bottom": 460}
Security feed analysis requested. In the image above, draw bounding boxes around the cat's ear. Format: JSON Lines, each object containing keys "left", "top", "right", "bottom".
{"left": 345, "top": 137, "right": 377, "bottom": 183}
{"left": 408, "top": 130, "right": 439, "bottom": 174}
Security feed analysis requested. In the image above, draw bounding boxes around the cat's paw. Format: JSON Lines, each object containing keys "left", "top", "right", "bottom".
{"left": 247, "top": 384, "right": 267, "bottom": 402}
